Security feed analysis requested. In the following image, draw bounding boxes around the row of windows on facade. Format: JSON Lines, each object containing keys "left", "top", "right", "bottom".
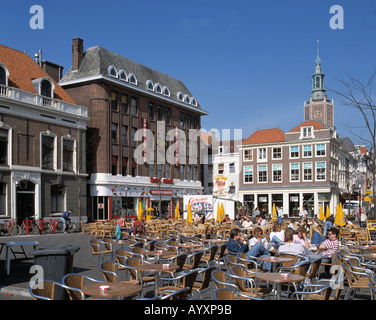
{"left": 108, "top": 65, "right": 197, "bottom": 107}
{"left": 0, "top": 65, "right": 53, "bottom": 98}
{"left": 0, "top": 129, "right": 75, "bottom": 171}
{"left": 242, "top": 161, "right": 327, "bottom": 183}
{"left": 110, "top": 91, "right": 199, "bottom": 129}
{"left": 243, "top": 143, "right": 326, "bottom": 161}
{"left": 110, "top": 157, "right": 198, "bottom": 181}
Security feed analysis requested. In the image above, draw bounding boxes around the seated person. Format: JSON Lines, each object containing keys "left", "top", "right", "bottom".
{"left": 310, "top": 224, "right": 325, "bottom": 245}
{"left": 269, "top": 223, "right": 285, "bottom": 246}
{"left": 278, "top": 228, "right": 316, "bottom": 263}
{"left": 248, "top": 226, "right": 268, "bottom": 249}
{"left": 316, "top": 227, "right": 339, "bottom": 265}
{"left": 293, "top": 227, "right": 311, "bottom": 248}
{"left": 116, "top": 216, "right": 132, "bottom": 239}
{"left": 227, "top": 228, "right": 270, "bottom": 261}
{"left": 242, "top": 217, "right": 253, "bottom": 228}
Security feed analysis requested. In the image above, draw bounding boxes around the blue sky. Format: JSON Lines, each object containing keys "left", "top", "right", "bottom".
{"left": 2, "top": 0, "right": 376, "bottom": 145}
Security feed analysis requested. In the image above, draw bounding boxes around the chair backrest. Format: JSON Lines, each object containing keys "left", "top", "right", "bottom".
{"left": 174, "top": 253, "right": 188, "bottom": 272}
{"left": 62, "top": 273, "right": 102, "bottom": 300}
{"left": 196, "top": 266, "right": 215, "bottom": 290}
{"left": 191, "top": 250, "right": 204, "bottom": 269}
{"left": 307, "top": 257, "right": 322, "bottom": 280}
{"left": 278, "top": 253, "right": 299, "bottom": 267}
{"left": 207, "top": 245, "right": 218, "bottom": 261}
{"left": 114, "top": 249, "right": 132, "bottom": 264}
{"left": 181, "top": 270, "right": 199, "bottom": 293}
{"left": 370, "top": 281, "right": 376, "bottom": 300}
{"left": 100, "top": 261, "right": 119, "bottom": 282}
{"left": 89, "top": 239, "right": 100, "bottom": 253}
{"left": 161, "top": 287, "right": 190, "bottom": 300}
{"left": 124, "top": 257, "right": 143, "bottom": 280}
{"left": 231, "top": 265, "right": 254, "bottom": 293}
{"left": 30, "top": 279, "right": 84, "bottom": 300}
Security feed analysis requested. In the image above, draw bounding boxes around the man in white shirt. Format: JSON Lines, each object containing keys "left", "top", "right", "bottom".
{"left": 299, "top": 206, "right": 308, "bottom": 221}
{"left": 242, "top": 217, "right": 253, "bottom": 228}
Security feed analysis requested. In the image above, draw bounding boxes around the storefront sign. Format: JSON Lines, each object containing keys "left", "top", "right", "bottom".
{"left": 150, "top": 189, "right": 174, "bottom": 196}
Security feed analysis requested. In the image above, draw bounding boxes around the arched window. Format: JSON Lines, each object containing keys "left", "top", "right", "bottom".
{"left": 162, "top": 86, "right": 170, "bottom": 97}
{"left": 108, "top": 65, "right": 118, "bottom": 78}
{"left": 41, "top": 79, "right": 52, "bottom": 97}
{"left": 146, "top": 80, "right": 154, "bottom": 91}
{"left": 177, "top": 92, "right": 183, "bottom": 101}
{"left": 0, "top": 67, "right": 6, "bottom": 86}
{"left": 155, "top": 83, "right": 162, "bottom": 94}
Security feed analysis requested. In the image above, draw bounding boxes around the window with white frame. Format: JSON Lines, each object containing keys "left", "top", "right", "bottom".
{"left": 41, "top": 134, "right": 55, "bottom": 170}
{"left": 272, "top": 164, "right": 282, "bottom": 182}
{"left": 303, "top": 145, "right": 312, "bottom": 157}
{"left": 258, "top": 148, "right": 267, "bottom": 161}
{"left": 316, "top": 144, "right": 326, "bottom": 156}
{"left": 316, "top": 161, "right": 326, "bottom": 180}
{"left": 244, "top": 165, "right": 253, "bottom": 183}
{"left": 290, "top": 163, "right": 299, "bottom": 181}
{"left": 290, "top": 146, "right": 299, "bottom": 158}
{"left": 229, "top": 163, "right": 235, "bottom": 173}
{"left": 272, "top": 147, "right": 282, "bottom": 159}
{"left": 258, "top": 164, "right": 267, "bottom": 182}
{"left": 243, "top": 149, "right": 252, "bottom": 161}
{"left": 0, "top": 128, "right": 8, "bottom": 165}
{"left": 51, "top": 184, "right": 65, "bottom": 213}
{"left": 218, "top": 164, "right": 224, "bottom": 175}
{"left": 303, "top": 162, "right": 312, "bottom": 181}
{"left": 301, "top": 126, "right": 313, "bottom": 138}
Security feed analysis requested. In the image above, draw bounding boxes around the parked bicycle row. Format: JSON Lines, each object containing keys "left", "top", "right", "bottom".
{"left": 0, "top": 217, "right": 77, "bottom": 236}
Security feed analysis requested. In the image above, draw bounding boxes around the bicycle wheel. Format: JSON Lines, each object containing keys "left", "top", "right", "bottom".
{"left": 29, "top": 224, "right": 39, "bottom": 235}
{"left": 55, "top": 221, "right": 63, "bottom": 233}
{"left": 68, "top": 222, "right": 77, "bottom": 233}
{"left": 43, "top": 223, "right": 53, "bottom": 234}
{"left": 9, "top": 225, "right": 21, "bottom": 236}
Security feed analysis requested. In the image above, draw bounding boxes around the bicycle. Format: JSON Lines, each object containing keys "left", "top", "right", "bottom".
{"left": 55, "top": 219, "right": 77, "bottom": 233}
{"left": 21, "top": 217, "right": 52, "bottom": 235}
{"left": 0, "top": 219, "right": 22, "bottom": 236}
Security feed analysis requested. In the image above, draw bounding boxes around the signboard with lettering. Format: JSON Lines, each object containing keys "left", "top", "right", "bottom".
{"left": 367, "top": 220, "right": 376, "bottom": 245}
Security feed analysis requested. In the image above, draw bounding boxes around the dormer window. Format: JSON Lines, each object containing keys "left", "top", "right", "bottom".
{"left": 155, "top": 83, "right": 162, "bottom": 94}
{"left": 129, "top": 73, "right": 137, "bottom": 85}
{"left": 0, "top": 67, "right": 6, "bottom": 86}
{"left": 301, "top": 126, "right": 314, "bottom": 139}
{"left": 108, "top": 65, "right": 118, "bottom": 78}
{"left": 190, "top": 97, "right": 197, "bottom": 106}
{"left": 162, "top": 86, "right": 170, "bottom": 97}
{"left": 0, "top": 63, "right": 10, "bottom": 87}
{"left": 177, "top": 92, "right": 183, "bottom": 101}
{"left": 146, "top": 80, "right": 154, "bottom": 91}
{"left": 183, "top": 94, "right": 190, "bottom": 104}
{"left": 119, "top": 69, "right": 128, "bottom": 82}
{"left": 41, "top": 79, "right": 52, "bottom": 98}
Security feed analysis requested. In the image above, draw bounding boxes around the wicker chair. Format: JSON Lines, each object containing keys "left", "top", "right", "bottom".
{"left": 29, "top": 279, "right": 84, "bottom": 300}
{"left": 213, "top": 287, "right": 263, "bottom": 300}
{"left": 158, "top": 269, "right": 199, "bottom": 297}
{"left": 62, "top": 273, "right": 104, "bottom": 300}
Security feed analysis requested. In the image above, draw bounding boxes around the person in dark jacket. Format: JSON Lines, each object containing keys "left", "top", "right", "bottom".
{"left": 60, "top": 209, "right": 73, "bottom": 234}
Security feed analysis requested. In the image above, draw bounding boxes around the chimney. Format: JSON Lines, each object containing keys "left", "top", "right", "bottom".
{"left": 72, "top": 38, "right": 84, "bottom": 71}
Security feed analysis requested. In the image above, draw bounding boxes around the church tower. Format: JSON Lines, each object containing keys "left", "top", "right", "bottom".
{"left": 304, "top": 42, "right": 334, "bottom": 127}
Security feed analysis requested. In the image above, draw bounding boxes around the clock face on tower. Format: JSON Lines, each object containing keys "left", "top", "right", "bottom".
{"left": 314, "top": 110, "right": 322, "bottom": 118}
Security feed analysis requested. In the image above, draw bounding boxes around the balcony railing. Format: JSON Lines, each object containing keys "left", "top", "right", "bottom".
{"left": 0, "top": 84, "right": 88, "bottom": 118}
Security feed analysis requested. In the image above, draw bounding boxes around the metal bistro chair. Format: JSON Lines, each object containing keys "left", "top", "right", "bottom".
{"left": 213, "top": 287, "right": 263, "bottom": 301}
{"left": 62, "top": 273, "right": 104, "bottom": 300}
{"left": 158, "top": 269, "right": 199, "bottom": 298}
{"left": 89, "top": 239, "right": 113, "bottom": 266}
{"left": 29, "top": 279, "right": 84, "bottom": 300}
{"left": 191, "top": 265, "right": 215, "bottom": 299}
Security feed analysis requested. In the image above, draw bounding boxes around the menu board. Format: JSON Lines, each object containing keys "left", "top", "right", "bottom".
{"left": 367, "top": 220, "right": 376, "bottom": 244}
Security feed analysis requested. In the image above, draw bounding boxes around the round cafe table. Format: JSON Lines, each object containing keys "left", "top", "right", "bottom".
{"left": 254, "top": 273, "right": 305, "bottom": 300}
{"left": 135, "top": 263, "right": 179, "bottom": 296}
{"left": 82, "top": 282, "right": 142, "bottom": 299}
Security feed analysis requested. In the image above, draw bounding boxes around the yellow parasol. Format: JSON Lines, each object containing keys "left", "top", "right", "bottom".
{"left": 175, "top": 203, "right": 180, "bottom": 218}
{"left": 187, "top": 202, "right": 193, "bottom": 224}
{"left": 220, "top": 203, "right": 225, "bottom": 221}
{"left": 335, "top": 203, "right": 345, "bottom": 227}
{"left": 318, "top": 205, "right": 325, "bottom": 221}
{"left": 272, "top": 203, "right": 277, "bottom": 221}
{"left": 216, "top": 202, "right": 221, "bottom": 222}
{"left": 325, "top": 205, "right": 331, "bottom": 218}
{"left": 138, "top": 200, "right": 144, "bottom": 221}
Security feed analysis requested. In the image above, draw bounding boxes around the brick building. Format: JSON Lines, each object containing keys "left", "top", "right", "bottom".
{"left": 0, "top": 44, "right": 89, "bottom": 224}
{"left": 60, "top": 38, "right": 208, "bottom": 220}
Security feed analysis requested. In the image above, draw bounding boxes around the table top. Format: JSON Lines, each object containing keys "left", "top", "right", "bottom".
{"left": 254, "top": 272, "right": 305, "bottom": 284}
{"left": 146, "top": 250, "right": 177, "bottom": 257}
{"left": 255, "top": 256, "right": 294, "bottom": 263}
{"left": 135, "top": 263, "right": 179, "bottom": 273}
{"left": 82, "top": 282, "right": 142, "bottom": 298}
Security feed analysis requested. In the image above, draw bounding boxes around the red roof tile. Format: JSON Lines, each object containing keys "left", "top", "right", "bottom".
{"left": 288, "top": 120, "right": 327, "bottom": 133}
{"left": 0, "top": 44, "right": 76, "bottom": 104}
{"left": 242, "top": 128, "right": 285, "bottom": 145}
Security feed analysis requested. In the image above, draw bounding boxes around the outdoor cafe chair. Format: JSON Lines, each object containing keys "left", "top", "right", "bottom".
{"left": 182, "top": 250, "right": 204, "bottom": 271}
{"left": 123, "top": 257, "right": 155, "bottom": 297}
{"left": 290, "top": 283, "right": 333, "bottom": 300}
{"left": 213, "top": 287, "right": 263, "bottom": 301}
{"left": 99, "top": 260, "right": 137, "bottom": 284}
{"left": 211, "top": 269, "right": 238, "bottom": 291}
{"left": 158, "top": 269, "right": 199, "bottom": 298}
{"left": 30, "top": 279, "right": 84, "bottom": 300}
{"left": 225, "top": 254, "right": 245, "bottom": 272}
{"left": 200, "top": 245, "right": 218, "bottom": 268}
{"left": 159, "top": 253, "right": 188, "bottom": 276}
{"left": 214, "top": 243, "right": 228, "bottom": 269}
{"left": 89, "top": 239, "right": 113, "bottom": 266}
{"left": 191, "top": 266, "right": 215, "bottom": 299}
{"left": 236, "top": 252, "right": 260, "bottom": 274}
{"left": 62, "top": 273, "right": 104, "bottom": 300}
{"left": 230, "top": 265, "right": 272, "bottom": 298}
{"left": 159, "top": 286, "right": 191, "bottom": 300}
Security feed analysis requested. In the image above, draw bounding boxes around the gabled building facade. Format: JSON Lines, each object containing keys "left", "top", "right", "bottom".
{"left": 0, "top": 44, "right": 89, "bottom": 224}
{"left": 60, "top": 38, "right": 208, "bottom": 220}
